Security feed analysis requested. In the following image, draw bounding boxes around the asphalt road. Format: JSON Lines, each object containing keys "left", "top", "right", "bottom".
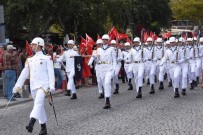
{"left": 1, "top": 81, "right": 203, "bottom": 135}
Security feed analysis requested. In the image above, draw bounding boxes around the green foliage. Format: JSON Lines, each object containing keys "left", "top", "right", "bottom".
{"left": 171, "top": 0, "right": 203, "bottom": 26}
{"left": 1, "top": 0, "right": 172, "bottom": 41}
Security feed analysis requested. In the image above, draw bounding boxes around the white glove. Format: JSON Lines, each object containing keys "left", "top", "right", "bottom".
{"left": 89, "top": 65, "right": 93, "bottom": 69}
{"left": 13, "top": 86, "right": 21, "bottom": 94}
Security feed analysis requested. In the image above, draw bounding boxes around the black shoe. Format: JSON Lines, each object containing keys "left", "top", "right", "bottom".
{"left": 190, "top": 83, "right": 194, "bottom": 90}
{"left": 122, "top": 79, "right": 125, "bottom": 83}
{"left": 39, "top": 124, "right": 47, "bottom": 135}
{"left": 147, "top": 79, "right": 150, "bottom": 85}
{"left": 149, "top": 85, "right": 155, "bottom": 94}
{"left": 26, "top": 118, "right": 36, "bottom": 133}
{"left": 65, "top": 90, "right": 71, "bottom": 96}
{"left": 174, "top": 88, "right": 180, "bottom": 98}
{"left": 70, "top": 93, "right": 77, "bottom": 99}
{"left": 159, "top": 82, "right": 164, "bottom": 90}
{"left": 181, "top": 89, "right": 186, "bottom": 96}
{"left": 75, "top": 86, "right": 80, "bottom": 89}
{"left": 113, "top": 84, "right": 119, "bottom": 94}
{"left": 113, "top": 90, "right": 119, "bottom": 94}
{"left": 98, "top": 93, "right": 104, "bottom": 99}
{"left": 155, "top": 75, "right": 157, "bottom": 83}
{"left": 136, "top": 87, "right": 142, "bottom": 98}
{"left": 196, "top": 77, "right": 200, "bottom": 84}
{"left": 168, "top": 80, "right": 172, "bottom": 87}
{"left": 164, "top": 74, "right": 167, "bottom": 80}
{"left": 103, "top": 97, "right": 111, "bottom": 109}
{"left": 193, "top": 80, "right": 197, "bottom": 87}
{"left": 128, "top": 84, "right": 133, "bottom": 90}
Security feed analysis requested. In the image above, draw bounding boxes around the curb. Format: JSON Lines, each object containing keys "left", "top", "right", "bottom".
{"left": 0, "top": 91, "right": 64, "bottom": 109}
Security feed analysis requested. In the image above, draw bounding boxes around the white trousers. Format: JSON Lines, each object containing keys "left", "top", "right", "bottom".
{"left": 145, "top": 62, "right": 156, "bottom": 86}
{"left": 196, "top": 58, "right": 202, "bottom": 77}
{"left": 157, "top": 61, "right": 165, "bottom": 82}
{"left": 113, "top": 63, "right": 121, "bottom": 84}
{"left": 96, "top": 69, "right": 103, "bottom": 94}
{"left": 188, "top": 61, "right": 196, "bottom": 83}
{"left": 30, "top": 89, "right": 47, "bottom": 124}
{"left": 67, "top": 70, "right": 76, "bottom": 94}
{"left": 124, "top": 64, "right": 133, "bottom": 80}
{"left": 132, "top": 63, "right": 144, "bottom": 92}
{"left": 180, "top": 63, "right": 189, "bottom": 89}
{"left": 169, "top": 64, "right": 181, "bottom": 91}
{"left": 100, "top": 69, "right": 113, "bottom": 98}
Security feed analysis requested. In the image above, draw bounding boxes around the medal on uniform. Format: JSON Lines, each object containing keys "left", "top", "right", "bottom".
{"left": 40, "top": 59, "right": 43, "bottom": 64}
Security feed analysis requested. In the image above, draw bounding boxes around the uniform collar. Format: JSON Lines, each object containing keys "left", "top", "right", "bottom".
{"left": 157, "top": 46, "right": 162, "bottom": 49}
{"left": 170, "top": 47, "right": 177, "bottom": 52}
{"left": 35, "top": 51, "right": 43, "bottom": 56}
{"left": 134, "top": 46, "right": 141, "bottom": 51}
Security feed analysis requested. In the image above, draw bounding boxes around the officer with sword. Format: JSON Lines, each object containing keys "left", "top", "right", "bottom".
{"left": 12, "top": 37, "right": 55, "bottom": 135}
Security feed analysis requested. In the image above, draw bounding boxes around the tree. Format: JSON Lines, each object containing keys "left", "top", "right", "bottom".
{"left": 171, "top": 0, "right": 203, "bottom": 28}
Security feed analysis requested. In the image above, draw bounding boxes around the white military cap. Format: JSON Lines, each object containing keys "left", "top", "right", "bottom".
{"left": 193, "top": 37, "right": 197, "bottom": 41}
{"left": 179, "top": 37, "right": 185, "bottom": 42}
{"left": 186, "top": 38, "right": 192, "bottom": 42}
{"left": 125, "top": 42, "right": 131, "bottom": 46}
{"left": 165, "top": 41, "right": 170, "bottom": 45}
{"left": 102, "top": 34, "right": 110, "bottom": 40}
{"left": 156, "top": 38, "right": 162, "bottom": 43}
{"left": 147, "top": 37, "right": 153, "bottom": 42}
{"left": 169, "top": 37, "right": 176, "bottom": 43}
{"left": 133, "top": 37, "right": 140, "bottom": 42}
{"left": 96, "top": 39, "right": 103, "bottom": 44}
{"left": 199, "top": 37, "right": 203, "bottom": 42}
{"left": 31, "top": 37, "right": 45, "bottom": 47}
{"left": 110, "top": 40, "right": 116, "bottom": 44}
{"left": 67, "top": 40, "right": 75, "bottom": 45}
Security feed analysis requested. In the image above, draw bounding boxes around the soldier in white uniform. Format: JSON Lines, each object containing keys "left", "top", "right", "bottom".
{"left": 154, "top": 38, "right": 165, "bottom": 90}
{"left": 88, "top": 39, "right": 104, "bottom": 99}
{"left": 122, "top": 42, "right": 133, "bottom": 90}
{"left": 131, "top": 37, "right": 145, "bottom": 98}
{"left": 57, "top": 40, "right": 79, "bottom": 99}
{"left": 194, "top": 37, "right": 202, "bottom": 84}
{"left": 96, "top": 34, "right": 116, "bottom": 109}
{"left": 186, "top": 38, "right": 197, "bottom": 89}
{"left": 160, "top": 37, "right": 184, "bottom": 98}
{"left": 144, "top": 37, "right": 157, "bottom": 94}
{"left": 165, "top": 40, "right": 173, "bottom": 87}
{"left": 13, "top": 37, "right": 55, "bottom": 135}
{"left": 199, "top": 37, "right": 203, "bottom": 68}
{"left": 178, "top": 37, "right": 189, "bottom": 95}
{"left": 110, "top": 40, "right": 123, "bottom": 94}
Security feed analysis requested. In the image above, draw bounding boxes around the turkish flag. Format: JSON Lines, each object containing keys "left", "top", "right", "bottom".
{"left": 86, "top": 34, "right": 95, "bottom": 55}
{"left": 97, "top": 34, "right": 101, "bottom": 40}
{"left": 79, "top": 37, "right": 86, "bottom": 53}
{"left": 25, "top": 40, "right": 33, "bottom": 56}
{"left": 117, "top": 33, "right": 128, "bottom": 40}
{"left": 108, "top": 26, "right": 118, "bottom": 41}
{"left": 143, "top": 32, "right": 149, "bottom": 43}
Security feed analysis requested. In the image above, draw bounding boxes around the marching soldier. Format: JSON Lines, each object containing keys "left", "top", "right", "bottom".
{"left": 88, "top": 39, "right": 104, "bottom": 99}
{"left": 178, "top": 37, "right": 189, "bottom": 95}
{"left": 12, "top": 37, "right": 55, "bottom": 135}
{"left": 154, "top": 38, "right": 165, "bottom": 90}
{"left": 160, "top": 37, "right": 184, "bottom": 98}
{"left": 122, "top": 42, "right": 133, "bottom": 90}
{"left": 131, "top": 37, "right": 145, "bottom": 98}
{"left": 144, "top": 37, "right": 157, "bottom": 94}
{"left": 96, "top": 34, "right": 116, "bottom": 109}
{"left": 194, "top": 37, "right": 202, "bottom": 84}
{"left": 57, "top": 40, "right": 79, "bottom": 99}
{"left": 186, "top": 38, "right": 197, "bottom": 89}
{"left": 111, "top": 40, "right": 123, "bottom": 94}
